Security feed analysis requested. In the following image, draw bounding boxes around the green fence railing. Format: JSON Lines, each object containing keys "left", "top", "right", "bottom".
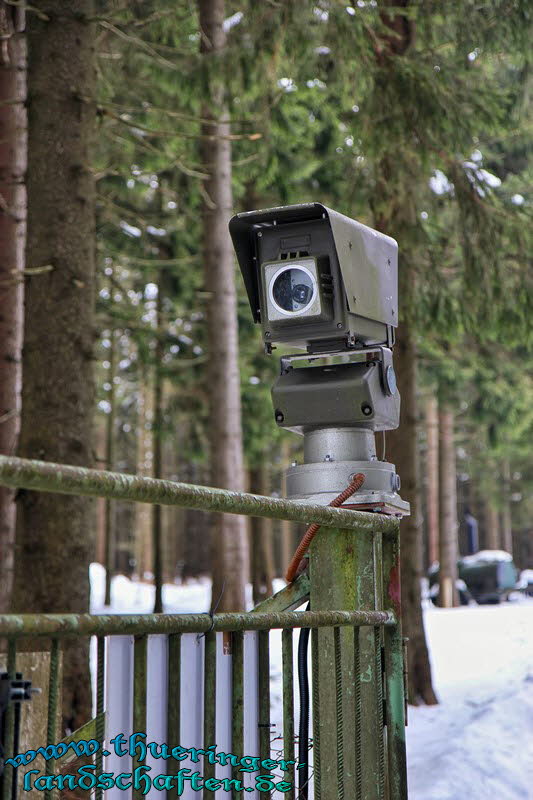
{"left": 0, "top": 454, "right": 407, "bottom": 800}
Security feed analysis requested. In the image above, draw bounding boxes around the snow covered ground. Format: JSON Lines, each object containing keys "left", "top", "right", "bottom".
{"left": 90, "top": 566, "right": 533, "bottom": 800}
{"left": 407, "top": 599, "right": 533, "bottom": 800}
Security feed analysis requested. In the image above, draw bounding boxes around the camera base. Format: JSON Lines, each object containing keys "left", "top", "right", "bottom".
{"left": 285, "top": 427, "right": 410, "bottom": 517}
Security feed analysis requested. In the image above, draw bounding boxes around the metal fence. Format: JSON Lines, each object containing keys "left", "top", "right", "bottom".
{"left": 0, "top": 455, "right": 407, "bottom": 800}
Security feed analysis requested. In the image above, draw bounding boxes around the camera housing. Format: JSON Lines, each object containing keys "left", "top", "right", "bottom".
{"left": 229, "top": 202, "right": 398, "bottom": 353}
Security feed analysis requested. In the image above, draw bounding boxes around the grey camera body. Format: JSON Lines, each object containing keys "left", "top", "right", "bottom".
{"left": 229, "top": 202, "right": 409, "bottom": 517}
{"left": 272, "top": 359, "right": 400, "bottom": 436}
{"left": 229, "top": 202, "right": 398, "bottom": 353}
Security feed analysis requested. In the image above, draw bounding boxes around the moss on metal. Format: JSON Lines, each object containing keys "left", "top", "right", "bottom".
{"left": 0, "top": 609, "right": 395, "bottom": 637}
{"left": 0, "top": 455, "right": 399, "bottom": 533}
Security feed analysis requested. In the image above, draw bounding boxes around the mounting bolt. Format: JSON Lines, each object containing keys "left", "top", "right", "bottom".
{"left": 361, "top": 403, "right": 373, "bottom": 417}
{"left": 336, "top": 323, "right": 343, "bottom": 329}
{"left": 265, "top": 331, "right": 271, "bottom": 338}
{"left": 324, "top": 454, "right": 333, "bottom": 462}
{"left": 275, "top": 410, "right": 284, "bottom": 423}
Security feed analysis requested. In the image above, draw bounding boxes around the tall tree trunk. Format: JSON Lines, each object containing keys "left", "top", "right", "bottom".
{"left": 387, "top": 324, "right": 438, "bottom": 704}
{"left": 372, "top": 1, "right": 437, "bottom": 704}
{"left": 425, "top": 395, "right": 439, "bottom": 566}
{"left": 199, "top": 0, "right": 248, "bottom": 612}
{"left": 134, "top": 363, "right": 153, "bottom": 579}
{"left": 279, "top": 438, "right": 294, "bottom": 577}
{"left": 500, "top": 458, "right": 513, "bottom": 555}
{"left": 438, "top": 406, "right": 459, "bottom": 607}
{"left": 152, "top": 282, "right": 164, "bottom": 613}
{"left": 11, "top": 0, "right": 96, "bottom": 733}
{"left": 249, "top": 465, "right": 274, "bottom": 605}
{"left": 103, "top": 328, "right": 117, "bottom": 606}
{"left": 0, "top": 3, "right": 25, "bottom": 612}
{"left": 484, "top": 500, "right": 500, "bottom": 550}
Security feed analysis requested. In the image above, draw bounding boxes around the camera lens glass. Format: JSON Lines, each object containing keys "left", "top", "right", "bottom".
{"left": 271, "top": 267, "right": 315, "bottom": 313}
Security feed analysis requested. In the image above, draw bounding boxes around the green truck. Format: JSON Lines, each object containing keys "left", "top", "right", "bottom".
{"left": 428, "top": 550, "right": 518, "bottom": 605}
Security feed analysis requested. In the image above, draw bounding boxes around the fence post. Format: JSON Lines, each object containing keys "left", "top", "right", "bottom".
{"left": 382, "top": 530, "right": 408, "bottom": 799}
{"left": 309, "top": 524, "right": 389, "bottom": 800}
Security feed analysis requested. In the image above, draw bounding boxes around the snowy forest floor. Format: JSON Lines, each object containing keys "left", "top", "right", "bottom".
{"left": 91, "top": 566, "right": 533, "bottom": 800}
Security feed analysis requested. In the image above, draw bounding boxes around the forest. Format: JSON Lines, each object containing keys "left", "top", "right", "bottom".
{"left": 0, "top": 0, "right": 531, "bottom": 792}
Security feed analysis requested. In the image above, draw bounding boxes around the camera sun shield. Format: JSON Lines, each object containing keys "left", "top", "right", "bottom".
{"left": 229, "top": 202, "right": 398, "bottom": 354}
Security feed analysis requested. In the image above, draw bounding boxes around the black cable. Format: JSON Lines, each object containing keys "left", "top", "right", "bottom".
{"left": 297, "top": 604, "right": 310, "bottom": 800}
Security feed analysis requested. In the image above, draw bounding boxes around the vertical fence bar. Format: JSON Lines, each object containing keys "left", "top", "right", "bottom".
{"left": 382, "top": 531, "right": 407, "bottom": 800}
{"left": 1, "top": 639, "right": 17, "bottom": 800}
{"left": 203, "top": 632, "right": 216, "bottom": 799}
{"left": 44, "top": 638, "right": 60, "bottom": 800}
{"left": 215, "top": 633, "right": 232, "bottom": 797}
{"left": 257, "top": 630, "right": 271, "bottom": 798}
{"left": 167, "top": 634, "right": 181, "bottom": 800}
{"left": 373, "top": 533, "right": 385, "bottom": 800}
{"left": 132, "top": 635, "right": 147, "bottom": 800}
{"left": 231, "top": 632, "right": 244, "bottom": 800}
{"left": 353, "top": 626, "right": 362, "bottom": 797}
{"left": 95, "top": 637, "right": 105, "bottom": 800}
{"left": 281, "top": 629, "right": 295, "bottom": 800}
{"left": 333, "top": 626, "right": 344, "bottom": 800}
{"left": 243, "top": 632, "right": 259, "bottom": 799}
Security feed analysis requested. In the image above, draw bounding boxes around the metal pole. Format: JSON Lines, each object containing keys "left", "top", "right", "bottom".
{"left": 310, "top": 525, "right": 387, "bottom": 799}
{"left": 0, "top": 455, "right": 397, "bottom": 534}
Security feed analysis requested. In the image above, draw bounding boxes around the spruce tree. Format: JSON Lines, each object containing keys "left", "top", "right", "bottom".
{"left": 12, "top": 0, "right": 97, "bottom": 731}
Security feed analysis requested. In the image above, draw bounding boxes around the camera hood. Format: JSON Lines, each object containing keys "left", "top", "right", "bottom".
{"left": 229, "top": 202, "right": 398, "bottom": 334}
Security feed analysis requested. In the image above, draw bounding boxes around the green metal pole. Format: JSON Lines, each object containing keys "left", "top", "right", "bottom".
{"left": 310, "top": 524, "right": 393, "bottom": 800}
{"left": 0, "top": 455, "right": 397, "bottom": 534}
{"left": 382, "top": 531, "right": 408, "bottom": 799}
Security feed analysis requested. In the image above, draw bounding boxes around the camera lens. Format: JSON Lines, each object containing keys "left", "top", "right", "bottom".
{"left": 292, "top": 284, "right": 312, "bottom": 305}
{"left": 271, "top": 266, "right": 316, "bottom": 314}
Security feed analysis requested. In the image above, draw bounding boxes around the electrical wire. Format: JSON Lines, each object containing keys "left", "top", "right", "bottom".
{"left": 285, "top": 472, "right": 366, "bottom": 583}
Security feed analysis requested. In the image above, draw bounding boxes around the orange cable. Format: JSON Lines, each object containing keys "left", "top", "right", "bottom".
{"left": 285, "top": 472, "right": 366, "bottom": 583}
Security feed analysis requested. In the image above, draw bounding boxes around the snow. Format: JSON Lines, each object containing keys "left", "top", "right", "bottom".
{"left": 460, "top": 549, "right": 513, "bottom": 564}
{"left": 407, "top": 600, "right": 533, "bottom": 800}
{"left": 518, "top": 569, "right": 533, "bottom": 588}
{"left": 90, "top": 565, "right": 533, "bottom": 800}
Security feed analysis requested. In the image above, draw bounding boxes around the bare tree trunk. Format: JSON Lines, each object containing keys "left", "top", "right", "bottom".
{"left": 249, "top": 465, "right": 274, "bottom": 605}
{"left": 134, "top": 363, "right": 152, "bottom": 579}
{"left": 279, "top": 438, "right": 294, "bottom": 577}
{"left": 199, "top": 0, "right": 248, "bottom": 612}
{"left": 425, "top": 395, "right": 439, "bottom": 567}
{"left": 152, "top": 282, "right": 164, "bottom": 613}
{"left": 0, "top": 3, "right": 25, "bottom": 612}
{"left": 103, "top": 328, "right": 117, "bottom": 606}
{"left": 500, "top": 458, "right": 512, "bottom": 556}
{"left": 484, "top": 500, "right": 500, "bottom": 550}
{"left": 438, "top": 406, "right": 459, "bottom": 607}
{"left": 372, "top": 2, "right": 437, "bottom": 705}
{"left": 11, "top": 0, "right": 96, "bottom": 733}
{"left": 387, "top": 323, "right": 438, "bottom": 704}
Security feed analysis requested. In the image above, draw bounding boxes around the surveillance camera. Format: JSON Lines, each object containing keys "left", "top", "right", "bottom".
{"left": 229, "top": 202, "right": 397, "bottom": 354}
